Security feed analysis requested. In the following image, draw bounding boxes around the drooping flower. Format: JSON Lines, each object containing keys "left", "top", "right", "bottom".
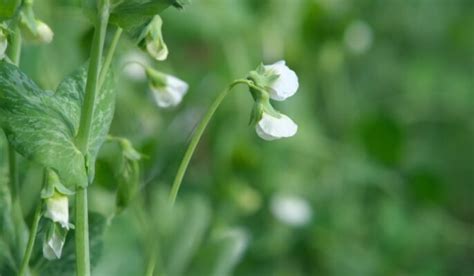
{"left": 263, "top": 60, "right": 299, "bottom": 101}
{"left": 146, "top": 67, "right": 189, "bottom": 108}
{"left": 255, "top": 111, "right": 298, "bottom": 141}
{"left": 139, "top": 15, "right": 168, "bottom": 61}
{"left": 0, "top": 28, "right": 7, "bottom": 59}
{"left": 44, "top": 191, "right": 70, "bottom": 229}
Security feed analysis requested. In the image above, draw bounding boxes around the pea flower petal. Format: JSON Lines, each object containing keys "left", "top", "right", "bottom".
{"left": 44, "top": 192, "right": 70, "bottom": 229}
{"left": 43, "top": 222, "right": 67, "bottom": 260}
{"left": 264, "top": 60, "right": 299, "bottom": 101}
{"left": 255, "top": 112, "right": 297, "bottom": 141}
{"left": 150, "top": 75, "right": 189, "bottom": 108}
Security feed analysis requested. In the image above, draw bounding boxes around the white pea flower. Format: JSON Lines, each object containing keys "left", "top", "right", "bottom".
{"left": 142, "top": 15, "right": 168, "bottom": 61}
{"left": 44, "top": 191, "right": 70, "bottom": 229}
{"left": 256, "top": 111, "right": 298, "bottom": 141}
{"left": 121, "top": 51, "right": 150, "bottom": 80}
{"left": 264, "top": 60, "right": 299, "bottom": 101}
{"left": 270, "top": 194, "right": 312, "bottom": 226}
{"left": 43, "top": 222, "right": 68, "bottom": 260}
{"left": 0, "top": 29, "right": 7, "bottom": 59}
{"left": 146, "top": 68, "right": 189, "bottom": 108}
{"left": 36, "top": 20, "right": 54, "bottom": 44}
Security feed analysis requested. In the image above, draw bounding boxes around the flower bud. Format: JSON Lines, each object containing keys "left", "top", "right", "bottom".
{"left": 139, "top": 15, "right": 168, "bottom": 61}
{"left": 146, "top": 67, "right": 189, "bottom": 108}
{"left": 43, "top": 221, "right": 68, "bottom": 260}
{"left": 0, "top": 27, "right": 7, "bottom": 60}
{"left": 255, "top": 111, "right": 298, "bottom": 141}
{"left": 36, "top": 20, "right": 54, "bottom": 44}
{"left": 44, "top": 191, "right": 70, "bottom": 229}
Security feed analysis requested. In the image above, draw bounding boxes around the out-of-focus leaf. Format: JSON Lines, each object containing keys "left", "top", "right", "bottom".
{"left": 166, "top": 197, "right": 211, "bottom": 276}
{"left": 0, "top": 0, "right": 21, "bottom": 20}
{"left": 191, "top": 228, "right": 249, "bottom": 276}
{"left": 0, "top": 61, "right": 87, "bottom": 191}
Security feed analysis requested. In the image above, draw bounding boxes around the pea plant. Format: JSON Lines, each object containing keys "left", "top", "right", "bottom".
{"left": 0, "top": 0, "right": 299, "bottom": 275}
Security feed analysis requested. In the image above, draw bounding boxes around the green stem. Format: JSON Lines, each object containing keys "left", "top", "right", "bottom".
{"left": 18, "top": 185, "right": 44, "bottom": 276}
{"left": 168, "top": 80, "right": 249, "bottom": 205}
{"left": 75, "top": 2, "right": 110, "bottom": 276}
{"left": 7, "top": 25, "right": 29, "bottom": 264}
{"left": 98, "top": 27, "right": 122, "bottom": 89}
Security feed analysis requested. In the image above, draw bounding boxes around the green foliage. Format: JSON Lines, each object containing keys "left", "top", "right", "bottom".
{"left": 0, "top": 0, "right": 21, "bottom": 20}
{"left": 0, "top": 62, "right": 115, "bottom": 190}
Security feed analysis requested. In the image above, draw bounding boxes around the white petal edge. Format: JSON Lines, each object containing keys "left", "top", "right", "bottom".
{"left": 37, "top": 21, "right": 54, "bottom": 44}
{"left": 44, "top": 195, "right": 69, "bottom": 229}
{"left": 151, "top": 76, "right": 188, "bottom": 108}
{"left": 264, "top": 60, "right": 299, "bottom": 101}
{"left": 255, "top": 112, "right": 298, "bottom": 141}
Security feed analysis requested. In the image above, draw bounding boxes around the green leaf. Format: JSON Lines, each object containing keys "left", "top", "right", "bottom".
{"left": 0, "top": 0, "right": 21, "bottom": 20}
{"left": 0, "top": 61, "right": 87, "bottom": 190}
{"left": 55, "top": 63, "right": 116, "bottom": 181}
{"left": 0, "top": 61, "right": 115, "bottom": 190}
{"left": 166, "top": 197, "right": 211, "bottom": 276}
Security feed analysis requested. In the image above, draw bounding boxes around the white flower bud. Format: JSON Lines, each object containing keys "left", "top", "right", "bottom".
{"left": 264, "top": 60, "right": 299, "bottom": 101}
{"left": 44, "top": 192, "right": 70, "bottom": 229}
{"left": 36, "top": 20, "right": 54, "bottom": 44}
{"left": 255, "top": 111, "right": 297, "bottom": 141}
{"left": 147, "top": 68, "right": 189, "bottom": 108}
{"left": 43, "top": 222, "right": 67, "bottom": 260}
{"left": 144, "top": 15, "right": 168, "bottom": 61}
{"left": 0, "top": 29, "right": 7, "bottom": 60}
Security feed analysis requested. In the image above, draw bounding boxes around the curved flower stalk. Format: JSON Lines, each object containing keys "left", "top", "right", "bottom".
{"left": 146, "top": 67, "right": 189, "bottom": 108}
{"left": 169, "top": 59, "right": 300, "bottom": 204}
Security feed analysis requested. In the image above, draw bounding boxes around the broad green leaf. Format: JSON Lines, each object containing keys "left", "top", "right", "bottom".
{"left": 0, "top": 61, "right": 115, "bottom": 190}
{"left": 0, "top": 0, "right": 21, "bottom": 20}
{"left": 0, "top": 61, "right": 87, "bottom": 190}
{"left": 55, "top": 64, "right": 116, "bottom": 182}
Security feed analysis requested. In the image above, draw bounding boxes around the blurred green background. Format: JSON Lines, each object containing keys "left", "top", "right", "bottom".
{"left": 3, "top": 0, "right": 474, "bottom": 275}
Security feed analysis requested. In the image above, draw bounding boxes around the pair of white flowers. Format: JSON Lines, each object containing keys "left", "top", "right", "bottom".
{"left": 124, "top": 59, "right": 299, "bottom": 141}
{"left": 252, "top": 60, "right": 299, "bottom": 141}
{"left": 126, "top": 14, "right": 299, "bottom": 141}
